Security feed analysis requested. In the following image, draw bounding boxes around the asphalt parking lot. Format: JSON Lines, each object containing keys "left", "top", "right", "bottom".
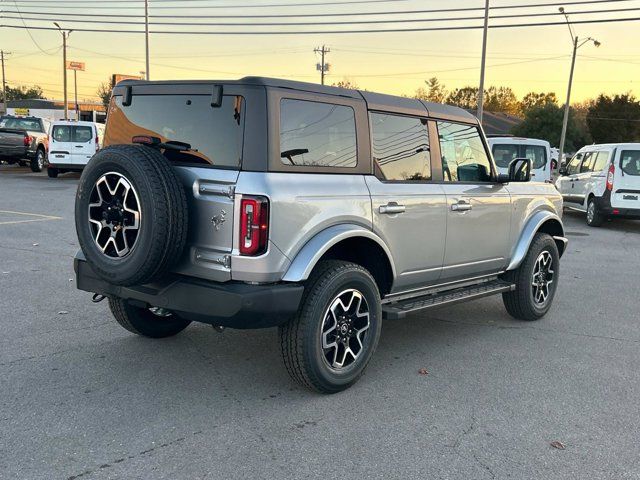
{"left": 1, "top": 164, "right": 639, "bottom": 480}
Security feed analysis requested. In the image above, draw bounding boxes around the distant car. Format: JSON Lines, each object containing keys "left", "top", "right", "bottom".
{"left": 0, "top": 115, "right": 50, "bottom": 172}
{"left": 47, "top": 121, "right": 101, "bottom": 178}
{"left": 488, "top": 137, "right": 552, "bottom": 182}
{"left": 556, "top": 143, "right": 640, "bottom": 226}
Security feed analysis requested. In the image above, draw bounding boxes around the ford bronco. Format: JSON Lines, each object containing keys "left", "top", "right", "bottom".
{"left": 74, "top": 77, "right": 567, "bottom": 393}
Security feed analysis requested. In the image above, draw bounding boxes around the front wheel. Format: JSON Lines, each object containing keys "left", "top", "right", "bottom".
{"left": 502, "top": 233, "right": 560, "bottom": 321}
{"left": 279, "top": 260, "right": 382, "bottom": 394}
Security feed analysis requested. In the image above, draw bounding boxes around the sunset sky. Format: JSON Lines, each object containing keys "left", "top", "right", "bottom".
{"left": 2, "top": 0, "right": 639, "bottom": 105}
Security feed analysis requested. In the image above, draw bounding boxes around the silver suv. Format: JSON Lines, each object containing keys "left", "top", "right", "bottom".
{"left": 74, "top": 77, "right": 567, "bottom": 393}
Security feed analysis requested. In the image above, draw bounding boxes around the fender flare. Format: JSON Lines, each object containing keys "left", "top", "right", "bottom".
{"left": 282, "top": 224, "right": 397, "bottom": 282}
{"left": 507, "top": 210, "right": 567, "bottom": 271}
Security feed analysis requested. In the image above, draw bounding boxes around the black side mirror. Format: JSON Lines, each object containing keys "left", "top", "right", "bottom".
{"left": 509, "top": 157, "right": 532, "bottom": 182}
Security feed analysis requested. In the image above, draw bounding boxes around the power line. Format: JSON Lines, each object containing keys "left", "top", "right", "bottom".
{"left": 2, "top": 0, "right": 636, "bottom": 17}
{"left": 6, "top": 0, "right": 414, "bottom": 9}
{"left": 3, "top": 15, "right": 640, "bottom": 35}
{"left": 5, "top": 6, "right": 640, "bottom": 27}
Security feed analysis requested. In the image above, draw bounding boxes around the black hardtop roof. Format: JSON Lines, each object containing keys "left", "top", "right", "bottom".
{"left": 115, "top": 76, "right": 477, "bottom": 124}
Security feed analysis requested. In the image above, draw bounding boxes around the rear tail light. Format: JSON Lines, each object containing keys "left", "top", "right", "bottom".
{"left": 95, "top": 134, "right": 100, "bottom": 151}
{"left": 239, "top": 196, "right": 269, "bottom": 256}
{"left": 606, "top": 164, "right": 615, "bottom": 191}
{"left": 23, "top": 135, "right": 31, "bottom": 147}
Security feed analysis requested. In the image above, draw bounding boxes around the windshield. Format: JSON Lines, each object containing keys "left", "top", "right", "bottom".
{"left": 621, "top": 150, "right": 640, "bottom": 176}
{"left": 0, "top": 117, "right": 43, "bottom": 132}
{"left": 104, "top": 94, "right": 245, "bottom": 168}
{"left": 492, "top": 143, "right": 547, "bottom": 169}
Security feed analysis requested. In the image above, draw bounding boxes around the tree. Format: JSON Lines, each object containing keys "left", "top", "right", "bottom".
{"left": 5, "top": 84, "right": 45, "bottom": 101}
{"left": 332, "top": 78, "right": 359, "bottom": 90}
{"left": 511, "top": 102, "right": 589, "bottom": 152}
{"left": 446, "top": 86, "right": 479, "bottom": 110}
{"left": 97, "top": 77, "right": 115, "bottom": 109}
{"left": 519, "top": 92, "right": 558, "bottom": 114}
{"left": 415, "top": 77, "right": 447, "bottom": 103}
{"left": 586, "top": 93, "right": 640, "bottom": 143}
{"left": 484, "top": 86, "right": 519, "bottom": 115}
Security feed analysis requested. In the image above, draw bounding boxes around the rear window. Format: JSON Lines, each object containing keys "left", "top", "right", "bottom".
{"left": 280, "top": 99, "right": 357, "bottom": 168}
{"left": 621, "top": 150, "right": 640, "bottom": 176}
{"left": 104, "top": 95, "right": 245, "bottom": 168}
{"left": 0, "top": 117, "right": 43, "bottom": 132}
{"left": 492, "top": 143, "right": 547, "bottom": 169}
{"left": 52, "top": 125, "right": 94, "bottom": 143}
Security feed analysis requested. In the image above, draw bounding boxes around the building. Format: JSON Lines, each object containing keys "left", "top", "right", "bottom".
{"left": 5, "top": 99, "right": 107, "bottom": 123}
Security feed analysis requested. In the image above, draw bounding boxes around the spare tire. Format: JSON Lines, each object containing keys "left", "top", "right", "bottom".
{"left": 75, "top": 144, "right": 188, "bottom": 286}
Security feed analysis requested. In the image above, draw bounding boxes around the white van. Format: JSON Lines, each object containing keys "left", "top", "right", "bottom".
{"left": 47, "top": 121, "right": 101, "bottom": 178}
{"left": 555, "top": 143, "right": 640, "bottom": 226}
{"left": 488, "top": 137, "right": 552, "bottom": 182}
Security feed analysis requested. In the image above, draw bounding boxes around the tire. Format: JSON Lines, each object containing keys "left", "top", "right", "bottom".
{"left": 30, "top": 148, "right": 45, "bottom": 172}
{"left": 75, "top": 145, "right": 188, "bottom": 286}
{"left": 586, "top": 197, "right": 605, "bottom": 227}
{"left": 279, "top": 260, "right": 382, "bottom": 394}
{"left": 502, "top": 233, "right": 560, "bottom": 321}
{"left": 108, "top": 297, "right": 191, "bottom": 338}
{"left": 47, "top": 167, "right": 59, "bottom": 178}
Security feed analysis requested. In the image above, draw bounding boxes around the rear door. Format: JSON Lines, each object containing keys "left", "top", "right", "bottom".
{"left": 612, "top": 148, "right": 640, "bottom": 209}
{"left": 49, "top": 124, "right": 74, "bottom": 164}
{"left": 71, "top": 125, "right": 96, "bottom": 165}
{"left": 437, "top": 121, "right": 511, "bottom": 281}
{"left": 366, "top": 112, "right": 447, "bottom": 291}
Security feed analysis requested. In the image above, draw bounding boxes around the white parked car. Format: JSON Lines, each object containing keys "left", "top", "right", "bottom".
{"left": 556, "top": 143, "right": 640, "bottom": 226}
{"left": 488, "top": 137, "right": 552, "bottom": 182}
{"left": 47, "top": 121, "right": 102, "bottom": 178}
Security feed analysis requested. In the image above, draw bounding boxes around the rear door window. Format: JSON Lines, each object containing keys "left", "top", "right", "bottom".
{"left": 280, "top": 99, "right": 357, "bottom": 168}
{"left": 74, "top": 126, "right": 93, "bottom": 143}
{"left": 621, "top": 150, "right": 640, "bottom": 176}
{"left": 52, "top": 125, "right": 72, "bottom": 142}
{"left": 523, "top": 145, "right": 547, "bottom": 169}
{"left": 105, "top": 94, "right": 245, "bottom": 168}
{"left": 492, "top": 144, "right": 518, "bottom": 169}
{"left": 438, "top": 121, "right": 492, "bottom": 182}
{"left": 592, "top": 151, "right": 610, "bottom": 172}
{"left": 370, "top": 112, "right": 431, "bottom": 181}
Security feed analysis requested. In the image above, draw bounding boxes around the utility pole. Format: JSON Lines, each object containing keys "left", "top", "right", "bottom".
{"left": 74, "top": 69, "right": 79, "bottom": 120}
{"left": 477, "top": 0, "right": 490, "bottom": 124}
{"left": 54, "top": 22, "right": 72, "bottom": 120}
{"left": 314, "top": 45, "right": 330, "bottom": 85}
{"left": 145, "top": 0, "right": 150, "bottom": 80}
{"left": 557, "top": 7, "right": 600, "bottom": 166}
{"left": 1, "top": 50, "right": 8, "bottom": 115}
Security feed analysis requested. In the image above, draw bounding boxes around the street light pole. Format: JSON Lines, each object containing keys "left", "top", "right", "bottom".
{"left": 557, "top": 7, "right": 600, "bottom": 166}
{"left": 477, "top": 0, "right": 490, "bottom": 124}
{"left": 145, "top": 0, "right": 150, "bottom": 80}
{"left": 54, "top": 22, "right": 72, "bottom": 120}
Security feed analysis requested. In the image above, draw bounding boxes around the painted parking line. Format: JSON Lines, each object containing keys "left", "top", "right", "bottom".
{"left": 0, "top": 210, "right": 63, "bottom": 226}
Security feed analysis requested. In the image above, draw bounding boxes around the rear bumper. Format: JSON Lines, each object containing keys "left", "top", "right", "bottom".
{"left": 0, "top": 147, "right": 29, "bottom": 159}
{"left": 594, "top": 192, "right": 640, "bottom": 218}
{"left": 74, "top": 254, "right": 304, "bottom": 329}
{"left": 48, "top": 163, "right": 83, "bottom": 171}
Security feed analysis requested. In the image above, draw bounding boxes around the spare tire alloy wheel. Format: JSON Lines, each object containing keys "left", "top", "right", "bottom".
{"left": 321, "top": 289, "right": 370, "bottom": 370}
{"left": 88, "top": 172, "right": 141, "bottom": 258}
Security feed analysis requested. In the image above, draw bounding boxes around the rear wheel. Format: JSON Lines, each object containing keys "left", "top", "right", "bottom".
{"left": 30, "top": 148, "right": 45, "bottom": 172}
{"left": 279, "top": 260, "right": 382, "bottom": 394}
{"left": 586, "top": 197, "right": 605, "bottom": 227}
{"left": 502, "top": 233, "right": 559, "bottom": 321}
{"left": 47, "top": 167, "right": 59, "bottom": 178}
{"left": 108, "top": 297, "right": 191, "bottom": 338}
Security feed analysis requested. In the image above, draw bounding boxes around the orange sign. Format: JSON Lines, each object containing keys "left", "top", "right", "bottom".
{"left": 112, "top": 74, "right": 143, "bottom": 85}
{"left": 66, "top": 61, "right": 85, "bottom": 71}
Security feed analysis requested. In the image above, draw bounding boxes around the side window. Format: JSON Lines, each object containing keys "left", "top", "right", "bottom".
{"left": 437, "top": 121, "right": 492, "bottom": 182}
{"left": 280, "top": 99, "right": 357, "bottom": 168}
{"left": 566, "top": 153, "right": 583, "bottom": 175}
{"left": 593, "top": 151, "right": 610, "bottom": 172}
{"left": 580, "top": 152, "right": 595, "bottom": 173}
{"left": 73, "top": 126, "right": 93, "bottom": 143}
{"left": 52, "top": 126, "right": 72, "bottom": 142}
{"left": 370, "top": 112, "right": 431, "bottom": 181}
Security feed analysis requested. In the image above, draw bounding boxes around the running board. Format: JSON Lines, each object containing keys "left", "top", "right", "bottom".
{"left": 382, "top": 279, "right": 515, "bottom": 320}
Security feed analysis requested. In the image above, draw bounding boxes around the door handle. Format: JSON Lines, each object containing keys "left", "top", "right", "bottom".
{"left": 451, "top": 201, "right": 472, "bottom": 212}
{"left": 379, "top": 203, "right": 406, "bottom": 215}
